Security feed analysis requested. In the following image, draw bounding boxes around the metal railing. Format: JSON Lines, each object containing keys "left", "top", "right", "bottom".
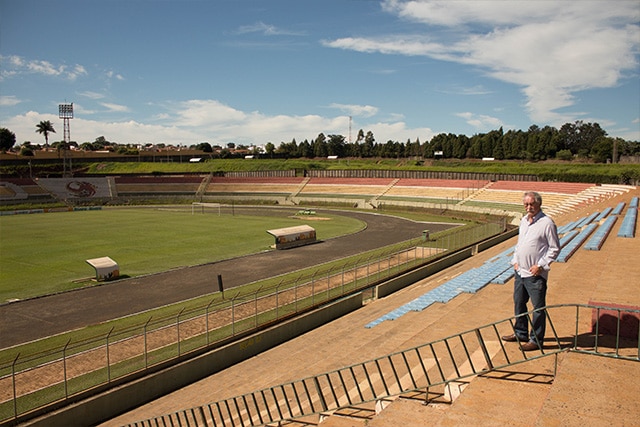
{"left": 125, "top": 303, "right": 640, "bottom": 427}
{"left": 0, "top": 222, "right": 503, "bottom": 423}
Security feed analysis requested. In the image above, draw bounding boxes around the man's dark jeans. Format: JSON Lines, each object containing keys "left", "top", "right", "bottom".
{"left": 513, "top": 272, "right": 547, "bottom": 343}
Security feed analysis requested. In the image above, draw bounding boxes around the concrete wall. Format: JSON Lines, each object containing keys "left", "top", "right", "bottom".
{"left": 306, "top": 169, "right": 538, "bottom": 181}
{"left": 475, "top": 228, "right": 518, "bottom": 253}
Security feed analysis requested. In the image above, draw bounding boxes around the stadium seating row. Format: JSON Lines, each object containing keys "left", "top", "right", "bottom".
{"left": 554, "top": 223, "right": 598, "bottom": 263}
{"left": 574, "top": 211, "right": 601, "bottom": 228}
{"left": 367, "top": 200, "right": 636, "bottom": 328}
{"left": 617, "top": 197, "right": 638, "bottom": 238}
{"left": 611, "top": 201, "right": 626, "bottom": 215}
{"left": 365, "top": 251, "right": 515, "bottom": 328}
{"left": 583, "top": 216, "right": 618, "bottom": 250}
{"left": 594, "top": 207, "right": 613, "bottom": 221}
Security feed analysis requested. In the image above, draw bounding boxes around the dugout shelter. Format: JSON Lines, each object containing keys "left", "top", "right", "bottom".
{"left": 86, "top": 257, "right": 120, "bottom": 281}
{"left": 267, "top": 225, "right": 317, "bottom": 249}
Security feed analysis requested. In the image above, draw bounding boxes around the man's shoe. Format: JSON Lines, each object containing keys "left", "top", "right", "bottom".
{"left": 501, "top": 334, "right": 521, "bottom": 342}
{"left": 520, "top": 341, "right": 540, "bottom": 351}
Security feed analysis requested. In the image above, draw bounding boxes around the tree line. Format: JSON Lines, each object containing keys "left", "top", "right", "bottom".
{"left": 1, "top": 120, "right": 638, "bottom": 163}
{"left": 265, "top": 122, "right": 638, "bottom": 163}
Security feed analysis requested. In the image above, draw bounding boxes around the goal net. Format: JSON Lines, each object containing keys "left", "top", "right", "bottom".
{"left": 191, "top": 202, "right": 222, "bottom": 215}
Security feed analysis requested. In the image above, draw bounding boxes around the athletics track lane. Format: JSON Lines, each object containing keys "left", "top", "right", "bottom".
{"left": 0, "top": 208, "right": 455, "bottom": 348}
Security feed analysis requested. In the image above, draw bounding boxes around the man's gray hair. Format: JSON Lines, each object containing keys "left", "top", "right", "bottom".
{"left": 523, "top": 191, "right": 542, "bottom": 205}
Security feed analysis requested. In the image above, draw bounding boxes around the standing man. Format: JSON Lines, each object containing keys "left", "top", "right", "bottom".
{"left": 503, "top": 191, "right": 560, "bottom": 351}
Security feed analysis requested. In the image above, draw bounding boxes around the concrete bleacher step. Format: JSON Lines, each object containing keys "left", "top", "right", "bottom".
{"left": 316, "top": 387, "right": 458, "bottom": 427}
{"left": 366, "top": 395, "right": 451, "bottom": 427}
{"left": 318, "top": 403, "right": 378, "bottom": 426}
{"left": 441, "top": 351, "right": 640, "bottom": 426}
{"left": 320, "top": 378, "right": 474, "bottom": 426}
{"left": 319, "top": 333, "right": 503, "bottom": 426}
{"left": 545, "top": 185, "right": 634, "bottom": 218}
{"left": 316, "top": 353, "right": 545, "bottom": 426}
{"left": 354, "top": 357, "right": 555, "bottom": 427}
{"left": 354, "top": 349, "right": 640, "bottom": 426}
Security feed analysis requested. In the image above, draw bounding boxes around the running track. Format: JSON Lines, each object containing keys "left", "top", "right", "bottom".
{"left": 0, "top": 208, "right": 456, "bottom": 348}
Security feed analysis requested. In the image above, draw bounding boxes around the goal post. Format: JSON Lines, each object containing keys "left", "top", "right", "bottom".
{"left": 192, "top": 202, "right": 222, "bottom": 215}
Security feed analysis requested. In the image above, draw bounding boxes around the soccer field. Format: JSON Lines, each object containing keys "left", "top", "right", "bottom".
{"left": 0, "top": 207, "right": 365, "bottom": 302}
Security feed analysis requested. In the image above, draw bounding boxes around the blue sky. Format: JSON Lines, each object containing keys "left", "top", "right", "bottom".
{"left": 1, "top": 0, "right": 639, "bottom": 148}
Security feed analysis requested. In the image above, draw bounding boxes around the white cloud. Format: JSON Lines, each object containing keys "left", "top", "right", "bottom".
{"left": 0, "top": 55, "right": 88, "bottom": 81}
{"left": 78, "top": 91, "right": 106, "bottom": 100}
{"left": 4, "top": 111, "right": 196, "bottom": 145}
{"left": 329, "top": 103, "right": 379, "bottom": 118}
{"left": 456, "top": 112, "right": 504, "bottom": 130}
{"left": 236, "top": 21, "right": 306, "bottom": 36}
{"left": 73, "top": 103, "right": 97, "bottom": 115}
{"left": 323, "top": 35, "right": 445, "bottom": 57}
{"left": 69, "top": 64, "right": 87, "bottom": 80}
{"left": 169, "top": 101, "right": 343, "bottom": 144}
{"left": 326, "top": 1, "right": 640, "bottom": 128}
{"left": 381, "top": 0, "right": 559, "bottom": 27}
{"left": 437, "top": 85, "right": 492, "bottom": 96}
{"left": 3, "top": 99, "right": 437, "bottom": 147}
{"left": 106, "top": 70, "right": 125, "bottom": 81}
{"left": 174, "top": 100, "right": 247, "bottom": 127}
{"left": 100, "top": 102, "right": 130, "bottom": 113}
{"left": 387, "top": 113, "right": 405, "bottom": 122}
{"left": 166, "top": 101, "right": 427, "bottom": 145}
{"left": 0, "top": 95, "right": 22, "bottom": 107}
{"left": 370, "top": 69, "right": 397, "bottom": 75}
{"left": 26, "top": 59, "right": 61, "bottom": 76}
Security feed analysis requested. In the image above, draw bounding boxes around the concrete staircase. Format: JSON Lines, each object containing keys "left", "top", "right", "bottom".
{"left": 289, "top": 176, "right": 311, "bottom": 204}
{"left": 369, "top": 178, "right": 400, "bottom": 208}
{"left": 320, "top": 350, "right": 640, "bottom": 426}
{"left": 195, "top": 173, "right": 213, "bottom": 200}
{"left": 457, "top": 181, "right": 494, "bottom": 205}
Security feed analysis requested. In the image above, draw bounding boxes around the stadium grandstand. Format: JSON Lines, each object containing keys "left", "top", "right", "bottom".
{"left": 1, "top": 173, "right": 633, "bottom": 223}
{"left": 0, "top": 171, "right": 638, "bottom": 426}
{"left": 99, "top": 191, "right": 638, "bottom": 427}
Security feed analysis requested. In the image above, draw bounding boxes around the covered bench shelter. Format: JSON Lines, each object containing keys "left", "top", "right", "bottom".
{"left": 267, "top": 225, "right": 317, "bottom": 250}
{"left": 86, "top": 256, "right": 120, "bottom": 281}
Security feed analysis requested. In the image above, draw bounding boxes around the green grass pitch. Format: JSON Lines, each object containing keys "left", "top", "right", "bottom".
{"left": 0, "top": 207, "right": 365, "bottom": 302}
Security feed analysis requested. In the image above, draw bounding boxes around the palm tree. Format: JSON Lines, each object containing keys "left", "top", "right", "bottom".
{"left": 35, "top": 120, "right": 56, "bottom": 148}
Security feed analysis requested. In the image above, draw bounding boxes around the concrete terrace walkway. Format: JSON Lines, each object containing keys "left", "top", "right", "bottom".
{"left": 102, "top": 188, "right": 640, "bottom": 427}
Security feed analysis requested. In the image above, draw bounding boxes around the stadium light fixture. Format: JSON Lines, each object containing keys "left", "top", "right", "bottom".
{"left": 58, "top": 103, "right": 74, "bottom": 119}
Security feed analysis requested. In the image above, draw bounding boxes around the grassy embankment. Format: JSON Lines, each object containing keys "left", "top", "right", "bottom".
{"left": 82, "top": 158, "right": 640, "bottom": 183}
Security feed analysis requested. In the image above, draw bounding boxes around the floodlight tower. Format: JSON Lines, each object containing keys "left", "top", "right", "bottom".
{"left": 59, "top": 103, "right": 73, "bottom": 177}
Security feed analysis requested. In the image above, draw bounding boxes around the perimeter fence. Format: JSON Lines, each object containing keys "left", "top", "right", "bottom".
{"left": 0, "top": 221, "right": 505, "bottom": 424}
